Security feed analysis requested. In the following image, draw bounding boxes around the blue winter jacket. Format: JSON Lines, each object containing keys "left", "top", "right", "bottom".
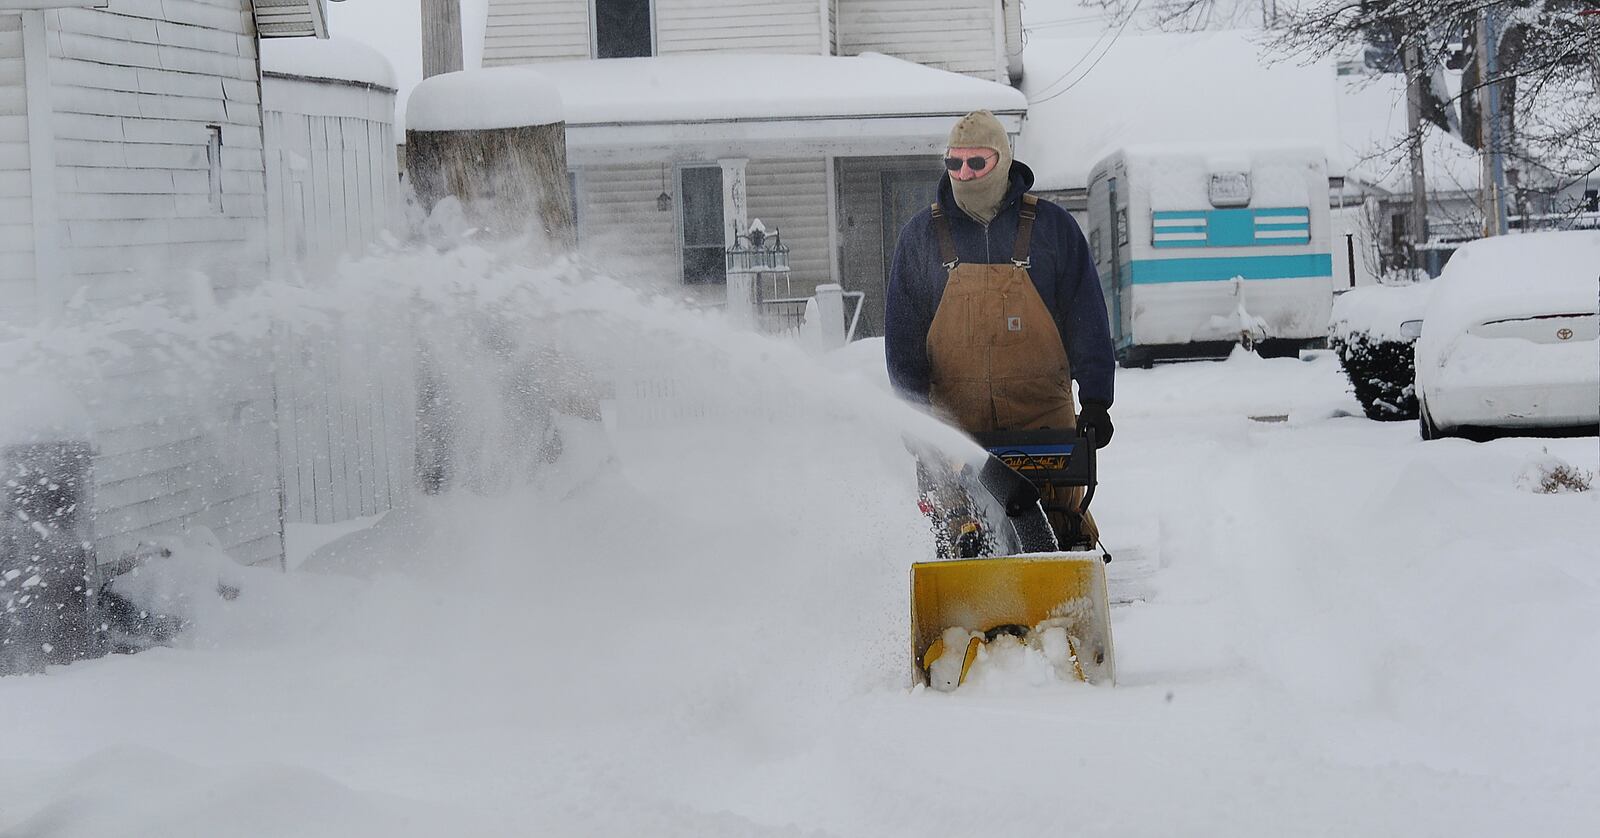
{"left": 885, "top": 162, "right": 1116, "bottom": 408}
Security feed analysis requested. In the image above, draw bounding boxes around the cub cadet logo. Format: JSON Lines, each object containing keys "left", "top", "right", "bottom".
{"left": 999, "top": 453, "right": 1067, "bottom": 471}
{"left": 1556, "top": 327, "right": 1574, "bottom": 341}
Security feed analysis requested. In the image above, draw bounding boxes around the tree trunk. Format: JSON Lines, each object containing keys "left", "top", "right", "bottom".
{"left": 407, "top": 124, "right": 577, "bottom": 250}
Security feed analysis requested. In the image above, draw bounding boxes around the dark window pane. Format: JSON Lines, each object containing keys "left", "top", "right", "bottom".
{"left": 680, "top": 166, "right": 723, "bottom": 246}
{"left": 683, "top": 247, "right": 726, "bottom": 284}
{"left": 679, "top": 166, "right": 724, "bottom": 283}
{"left": 596, "top": 0, "right": 652, "bottom": 59}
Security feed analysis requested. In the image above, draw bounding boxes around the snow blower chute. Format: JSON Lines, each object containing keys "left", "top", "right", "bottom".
{"left": 910, "top": 429, "right": 1115, "bottom": 690}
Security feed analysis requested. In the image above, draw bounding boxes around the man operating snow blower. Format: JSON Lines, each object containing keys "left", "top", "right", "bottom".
{"left": 886, "top": 111, "right": 1119, "bottom": 690}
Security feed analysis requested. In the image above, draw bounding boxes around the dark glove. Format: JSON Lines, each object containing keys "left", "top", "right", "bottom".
{"left": 1077, "top": 401, "right": 1114, "bottom": 449}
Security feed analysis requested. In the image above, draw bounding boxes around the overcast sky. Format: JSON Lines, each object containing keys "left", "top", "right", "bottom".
{"left": 327, "top": 0, "right": 488, "bottom": 130}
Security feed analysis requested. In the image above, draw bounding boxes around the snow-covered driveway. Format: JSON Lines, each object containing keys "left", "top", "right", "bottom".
{"left": 3, "top": 343, "right": 1596, "bottom": 837}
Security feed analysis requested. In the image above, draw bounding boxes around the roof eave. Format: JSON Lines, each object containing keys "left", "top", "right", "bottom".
{"left": 255, "top": 0, "right": 328, "bottom": 40}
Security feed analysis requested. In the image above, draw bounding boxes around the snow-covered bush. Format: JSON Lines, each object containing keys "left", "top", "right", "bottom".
{"left": 1328, "top": 282, "right": 1434, "bottom": 420}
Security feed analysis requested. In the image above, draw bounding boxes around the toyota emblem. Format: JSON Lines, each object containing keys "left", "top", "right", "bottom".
{"left": 1556, "top": 328, "right": 1574, "bottom": 341}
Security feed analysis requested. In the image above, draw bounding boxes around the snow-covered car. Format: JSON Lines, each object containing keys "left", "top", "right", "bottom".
{"left": 1414, "top": 231, "right": 1600, "bottom": 440}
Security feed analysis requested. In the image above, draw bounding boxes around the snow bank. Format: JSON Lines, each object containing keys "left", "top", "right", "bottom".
{"left": 260, "top": 36, "right": 398, "bottom": 89}
{"left": 525, "top": 52, "right": 1027, "bottom": 126}
{"left": 3, "top": 239, "right": 1598, "bottom": 836}
{"left": 406, "top": 67, "right": 564, "bottom": 132}
{"left": 1019, "top": 30, "right": 1342, "bottom": 191}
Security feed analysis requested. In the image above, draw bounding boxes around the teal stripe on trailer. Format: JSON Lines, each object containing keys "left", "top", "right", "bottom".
{"left": 1129, "top": 254, "right": 1334, "bottom": 284}
{"left": 1253, "top": 208, "right": 1312, "bottom": 217}
{"left": 1254, "top": 222, "right": 1310, "bottom": 231}
{"left": 1152, "top": 210, "right": 1209, "bottom": 219}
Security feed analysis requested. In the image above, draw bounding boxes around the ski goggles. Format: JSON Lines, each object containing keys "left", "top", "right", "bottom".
{"left": 944, "top": 154, "right": 996, "bottom": 173}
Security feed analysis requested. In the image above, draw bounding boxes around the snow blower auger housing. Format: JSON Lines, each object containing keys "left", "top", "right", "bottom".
{"left": 911, "top": 429, "right": 1115, "bottom": 690}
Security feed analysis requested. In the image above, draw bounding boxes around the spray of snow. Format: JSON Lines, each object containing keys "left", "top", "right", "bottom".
{"left": 2, "top": 225, "right": 1598, "bottom": 835}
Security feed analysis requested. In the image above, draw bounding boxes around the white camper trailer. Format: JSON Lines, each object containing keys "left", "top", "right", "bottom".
{"left": 1086, "top": 145, "right": 1335, "bottom": 366}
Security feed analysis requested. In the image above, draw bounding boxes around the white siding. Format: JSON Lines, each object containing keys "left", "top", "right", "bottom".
{"left": 47, "top": 1, "right": 268, "bottom": 300}
{"left": 482, "top": 0, "right": 589, "bottom": 66}
{"left": 38, "top": 2, "right": 282, "bottom": 568}
{"left": 838, "top": 0, "right": 1001, "bottom": 80}
{"left": 746, "top": 157, "right": 829, "bottom": 294}
{"left": 575, "top": 159, "right": 832, "bottom": 298}
{"left": 0, "top": 15, "right": 30, "bottom": 324}
{"left": 656, "top": 0, "right": 823, "bottom": 55}
{"left": 481, "top": 0, "right": 828, "bottom": 65}
{"left": 574, "top": 161, "right": 680, "bottom": 286}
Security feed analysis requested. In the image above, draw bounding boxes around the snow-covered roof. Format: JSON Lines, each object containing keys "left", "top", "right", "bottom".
{"left": 1018, "top": 30, "right": 1343, "bottom": 192}
{"left": 260, "top": 36, "right": 397, "bottom": 90}
{"left": 1336, "top": 73, "right": 1481, "bottom": 197}
{"left": 407, "top": 67, "right": 564, "bottom": 132}
{"left": 496, "top": 53, "right": 1027, "bottom": 128}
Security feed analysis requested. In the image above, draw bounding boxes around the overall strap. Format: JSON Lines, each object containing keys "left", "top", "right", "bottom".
{"left": 1012, "top": 194, "right": 1039, "bottom": 268}
{"left": 929, "top": 202, "right": 960, "bottom": 270}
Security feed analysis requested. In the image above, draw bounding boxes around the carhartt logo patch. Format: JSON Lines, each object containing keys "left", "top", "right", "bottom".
{"left": 1007, "top": 316, "right": 1022, "bottom": 331}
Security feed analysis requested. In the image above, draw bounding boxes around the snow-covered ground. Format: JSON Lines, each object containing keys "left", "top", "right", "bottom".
{"left": 2, "top": 253, "right": 1597, "bottom": 836}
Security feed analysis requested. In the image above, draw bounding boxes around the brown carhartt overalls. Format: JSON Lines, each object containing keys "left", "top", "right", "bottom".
{"left": 925, "top": 195, "right": 1098, "bottom": 546}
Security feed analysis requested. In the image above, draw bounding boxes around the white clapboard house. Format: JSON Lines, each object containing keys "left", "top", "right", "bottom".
{"left": 478, "top": 0, "right": 1028, "bottom": 334}
{"left": 1, "top": 1, "right": 402, "bottom": 571}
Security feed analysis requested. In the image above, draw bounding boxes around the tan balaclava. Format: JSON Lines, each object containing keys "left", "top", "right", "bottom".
{"left": 946, "top": 110, "right": 1013, "bottom": 224}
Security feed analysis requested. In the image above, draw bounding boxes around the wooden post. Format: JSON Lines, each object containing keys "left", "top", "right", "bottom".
{"left": 719, "top": 158, "right": 752, "bottom": 320}
{"left": 421, "top": 0, "right": 464, "bottom": 78}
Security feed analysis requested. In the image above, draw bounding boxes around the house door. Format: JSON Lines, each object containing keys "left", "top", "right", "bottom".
{"left": 1106, "top": 176, "right": 1127, "bottom": 343}
{"left": 881, "top": 170, "right": 938, "bottom": 280}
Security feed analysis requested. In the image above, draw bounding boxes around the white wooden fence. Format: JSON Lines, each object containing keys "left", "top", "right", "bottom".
{"left": 272, "top": 321, "right": 417, "bottom": 526}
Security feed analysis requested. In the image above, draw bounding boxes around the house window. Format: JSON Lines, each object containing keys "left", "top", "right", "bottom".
{"left": 206, "top": 125, "right": 223, "bottom": 213}
{"left": 594, "top": 0, "right": 653, "bottom": 59}
{"left": 679, "top": 165, "right": 725, "bottom": 284}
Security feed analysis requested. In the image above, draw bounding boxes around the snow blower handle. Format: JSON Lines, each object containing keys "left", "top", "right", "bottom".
{"left": 971, "top": 426, "right": 1098, "bottom": 516}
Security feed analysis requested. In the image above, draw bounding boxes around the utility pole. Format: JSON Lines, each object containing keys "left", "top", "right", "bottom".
{"left": 1477, "top": 8, "right": 1509, "bottom": 235}
{"left": 421, "top": 0, "right": 464, "bottom": 79}
{"left": 1403, "top": 36, "right": 1429, "bottom": 272}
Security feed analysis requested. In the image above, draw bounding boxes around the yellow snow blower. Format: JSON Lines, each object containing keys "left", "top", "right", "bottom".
{"left": 910, "top": 429, "right": 1116, "bottom": 690}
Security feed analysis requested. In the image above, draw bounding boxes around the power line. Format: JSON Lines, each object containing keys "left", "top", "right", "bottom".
{"left": 1029, "top": 0, "right": 1146, "bottom": 106}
